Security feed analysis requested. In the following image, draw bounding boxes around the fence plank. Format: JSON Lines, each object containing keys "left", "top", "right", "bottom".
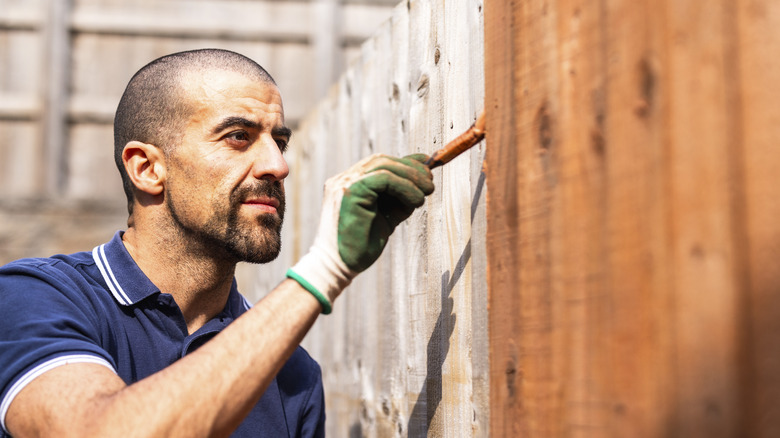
{"left": 485, "top": 0, "right": 780, "bottom": 436}
{"left": 736, "top": 1, "right": 780, "bottom": 435}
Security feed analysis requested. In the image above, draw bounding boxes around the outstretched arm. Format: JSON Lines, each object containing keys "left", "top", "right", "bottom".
{"left": 4, "top": 154, "right": 434, "bottom": 438}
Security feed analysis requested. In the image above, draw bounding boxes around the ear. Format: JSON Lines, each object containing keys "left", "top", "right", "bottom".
{"left": 122, "top": 141, "right": 166, "bottom": 196}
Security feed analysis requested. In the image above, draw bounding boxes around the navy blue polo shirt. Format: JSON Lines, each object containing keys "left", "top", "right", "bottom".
{"left": 0, "top": 231, "right": 324, "bottom": 437}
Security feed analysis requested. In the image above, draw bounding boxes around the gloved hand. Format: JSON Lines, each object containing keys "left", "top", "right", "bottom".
{"left": 286, "top": 153, "right": 434, "bottom": 313}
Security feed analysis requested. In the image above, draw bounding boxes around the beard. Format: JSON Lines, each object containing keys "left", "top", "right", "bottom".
{"left": 167, "top": 180, "right": 286, "bottom": 264}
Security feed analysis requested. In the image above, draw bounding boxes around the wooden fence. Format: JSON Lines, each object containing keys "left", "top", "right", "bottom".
{"left": 6, "top": 0, "right": 779, "bottom": 436}
{"left": 485, "top": 0, "right": 780, "bottom": 437}
{"left": 254, "top": 1, "right": 489, "bottom": 436}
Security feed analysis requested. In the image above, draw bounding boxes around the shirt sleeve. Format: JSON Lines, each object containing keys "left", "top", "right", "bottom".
{"left": 0, "top": 260, "right": 117, "bottom": 434}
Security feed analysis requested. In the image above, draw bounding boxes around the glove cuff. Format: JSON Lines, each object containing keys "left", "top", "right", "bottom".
{"left": 286, "top": 268, "right": 333, "bottom": 314}
{"left": 287, "top": 245, "right": 354, "bottom": 314}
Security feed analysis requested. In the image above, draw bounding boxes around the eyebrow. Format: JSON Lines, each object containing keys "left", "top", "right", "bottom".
{"left": 272, "top": 125, "right": 293, "bottom": 139}
{"left": 211, "top": 116, "right": 292, "bottom": 138}
{"left": 212, "top": 116, "right": 258, "bottom": 135}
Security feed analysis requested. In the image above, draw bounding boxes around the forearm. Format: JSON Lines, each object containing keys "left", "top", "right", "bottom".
{"left": 122, "top": 279, "right": 320, "bottom": 437}
{"left": 169, "top": 279, "right": 321, "bottom": 436}
{"left": 8, "top": 279, "right": 321, "bottom": 438}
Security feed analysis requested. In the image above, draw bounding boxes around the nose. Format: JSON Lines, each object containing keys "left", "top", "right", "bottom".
{"left": 251, "top": 134, "right": 289, "bottom": 181}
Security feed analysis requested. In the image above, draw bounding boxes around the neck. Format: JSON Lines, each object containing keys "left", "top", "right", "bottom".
{"left": 122, "top": 223, "right": 237, "bottom": 334}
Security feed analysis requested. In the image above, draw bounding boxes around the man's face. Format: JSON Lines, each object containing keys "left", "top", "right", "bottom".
{"left": 163, "top": 69, "right": 291, "bottom": 264}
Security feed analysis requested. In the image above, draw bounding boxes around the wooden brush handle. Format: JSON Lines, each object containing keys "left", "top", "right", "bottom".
{"left": 425, "top": 111, "right": 486, "bottom": 169}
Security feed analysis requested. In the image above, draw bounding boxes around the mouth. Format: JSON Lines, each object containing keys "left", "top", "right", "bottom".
{"left": 242, "top": 197, "right": 280, "bottom": 214}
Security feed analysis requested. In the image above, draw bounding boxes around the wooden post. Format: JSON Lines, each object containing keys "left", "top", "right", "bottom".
{"left": 484, "top": 0, "right": 780, "bottom": 436}
{"left": 43, "top": 0, "right": 71, "bottom": 196}
{"left": 312, "top": 0, "right": 342, "bottom": 100}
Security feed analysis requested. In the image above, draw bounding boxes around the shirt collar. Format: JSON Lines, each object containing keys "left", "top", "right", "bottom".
{"left": 91, "top": 231, "right": 162, "bottom": 306}
{"left": 92, "top": 231, "right": 253, "bottom": 315}
{"left": 219, "top": 278, "right": 253, "bottom": 319}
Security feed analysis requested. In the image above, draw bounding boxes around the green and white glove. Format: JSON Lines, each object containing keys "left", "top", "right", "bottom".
{"left": 286, "top": 153, "right": 434, "bottom": 314}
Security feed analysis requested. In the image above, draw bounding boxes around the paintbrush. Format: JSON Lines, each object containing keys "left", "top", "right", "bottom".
{"left": 424, "top": 110, "right": 486, "bottom": 169}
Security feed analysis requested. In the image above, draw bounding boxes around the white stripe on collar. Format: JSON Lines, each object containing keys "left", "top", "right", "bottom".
{"left": 92, "top": 244, "right": 132, "bottom": 306}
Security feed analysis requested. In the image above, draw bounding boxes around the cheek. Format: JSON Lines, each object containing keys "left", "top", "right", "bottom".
{"left": 209, "top": 166, "right": 251, "bottom": 204}
{"left": 168, "top": 162, "right": 222, "bottom": 206}
{"left": 167, "top": 152, "right": 253, "bottom": 204}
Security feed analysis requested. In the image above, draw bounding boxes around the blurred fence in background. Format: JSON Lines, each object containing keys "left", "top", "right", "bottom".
{"left": 0, "top": 0, "right": 395, "bottom": 267}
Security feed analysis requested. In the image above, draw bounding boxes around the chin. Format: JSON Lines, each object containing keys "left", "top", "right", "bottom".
{"left": 230, "top": 230, "right": 282, "bottom": 264}
{"left": 217, "top": 209, "right": 284, "bottom": 264}
{"left": 242, "top": 252, "right": 280, "bottom": 265}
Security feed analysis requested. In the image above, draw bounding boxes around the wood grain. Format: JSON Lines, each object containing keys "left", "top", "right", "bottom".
{"left": 291, "top": 2, "right": 489, "bottom": 436}
{"left": 485, "top": 0, "right": 780, "bottom": 436}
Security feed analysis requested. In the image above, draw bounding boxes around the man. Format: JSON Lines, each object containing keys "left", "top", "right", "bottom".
{"left": 0, "top": 49, "right": 434, "bottom": 437}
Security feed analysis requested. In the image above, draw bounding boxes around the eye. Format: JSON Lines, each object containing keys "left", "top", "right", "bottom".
{"left": 275, "top": 138, "right": 289, "bottom": 153}
{"left": 224, "top": 130, "right": 251, "bottom": 147}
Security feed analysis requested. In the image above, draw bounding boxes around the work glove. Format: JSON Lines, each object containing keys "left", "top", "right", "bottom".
{"left": 286, "top": 153, "right": 434, "bottom": 314}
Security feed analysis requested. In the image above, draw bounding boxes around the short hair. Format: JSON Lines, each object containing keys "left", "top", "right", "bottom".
{"left": 113, "top": 48, "right": 276, "bottom": 215}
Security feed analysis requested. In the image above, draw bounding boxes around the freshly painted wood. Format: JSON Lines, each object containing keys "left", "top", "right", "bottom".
{"left": 485, "top": 0, "right": 780, "bottom": 436}
{"left": 736, "top": 1, "right": 780, "bottom": 435}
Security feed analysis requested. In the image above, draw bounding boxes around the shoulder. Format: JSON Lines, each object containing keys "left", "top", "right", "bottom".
{"left": 0, "top": 252, "right": 108, "bottom": 312}
{"left": 0, "top": 251, "right": 95, "bottom": 292}
{"left": 0, "top": 251, "right": 118, "bottom": 364}
{"left": 0, "top": 255, "right": 117, "bottom": 435}
{"left": 0, "top": 251, "right": 113, "bottom": 343}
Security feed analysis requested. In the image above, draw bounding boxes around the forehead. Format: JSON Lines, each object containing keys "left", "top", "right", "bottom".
{"left": 180, "top": 69, "right": 284, "bottom": 125}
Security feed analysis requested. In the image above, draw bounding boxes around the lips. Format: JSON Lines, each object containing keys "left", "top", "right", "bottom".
{"left": 244, "top": 196, "right": 279, "bottom": 207}
{"left": 242, "top": 196, "right": 280, "bottom": 211}
{"left": 233, "top": 181, "right": 285, "bottom": 221}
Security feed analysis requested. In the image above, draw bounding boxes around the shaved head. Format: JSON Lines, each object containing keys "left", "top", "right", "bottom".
{"left": 113, "top": 49, "right": 276, "bottom": 214}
